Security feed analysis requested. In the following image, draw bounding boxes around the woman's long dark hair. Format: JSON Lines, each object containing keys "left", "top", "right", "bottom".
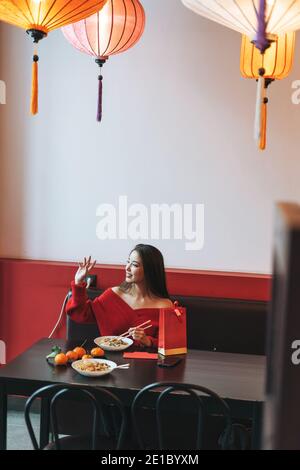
{"left": 119, "top": 244, "right": 170, "bottom": 299}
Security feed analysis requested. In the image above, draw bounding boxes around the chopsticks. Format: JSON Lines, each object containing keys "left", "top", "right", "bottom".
{"left": 123, "top": 324, "right": 152, "bottom": 339}
{"left": 117, "top": 320, "right": 152, "bottom": 340}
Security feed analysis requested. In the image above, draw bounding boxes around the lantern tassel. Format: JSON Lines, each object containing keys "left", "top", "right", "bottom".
{"left": 97, "top": 74, "right": 103, "bottom": 122}
{"left": 95, "top": 59, "right": 106, "bottom": 122}
{"left": 31, "top": 53, "right": 39, "bottom": 115}
{"left": 254, "top": 68, "right": 265, "bottom": 144}
{"left": 254, "top": 77, "right": 264, "bottom": 141}
{"left": 259, "top": 97, "right": 267, "bottom": 151}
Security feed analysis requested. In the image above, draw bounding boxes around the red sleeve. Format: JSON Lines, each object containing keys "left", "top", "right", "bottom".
{"left": 65, "top": 281, "right": 96, "bottom": 324}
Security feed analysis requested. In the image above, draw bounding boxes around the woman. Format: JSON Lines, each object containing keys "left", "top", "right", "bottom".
{"left": 66, "top": 244, "right": 173, "bottom": 349}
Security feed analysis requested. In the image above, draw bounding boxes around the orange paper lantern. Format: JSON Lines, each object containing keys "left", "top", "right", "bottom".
{"left": 62, "top": 0, "right": 145, "bottom": 121}
{"left": 240, "top": 32, "right": 295, "bottom": 80}
{"left": 240, "top": 32, "right": 295, "bottom": 151}
{"left": 0, "top": 0, "right": 108, "bottom": 115}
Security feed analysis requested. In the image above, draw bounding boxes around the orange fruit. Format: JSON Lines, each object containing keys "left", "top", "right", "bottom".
{"left": 91, "top": 347, "right": 105, "bottom": 358}
{"left": 73, "top": 347, "right": 86, "bottom": 359}
{"left": 54, "top": 353, "right": 68, "bottom": 365}
{"left": 66, "top": 350, "right": 78, "bottom": 362}
{"left": 82, "top": 354, "right": 93, "bottom": 360}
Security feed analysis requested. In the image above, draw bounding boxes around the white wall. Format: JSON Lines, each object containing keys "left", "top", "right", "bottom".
{"left": 1, "top": 0, "right": 300, "bottom": 274}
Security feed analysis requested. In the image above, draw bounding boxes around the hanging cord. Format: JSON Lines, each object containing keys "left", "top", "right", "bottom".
{"left": 48, "top": 278, "right": 92, "bottom": 338}
{"left": 254, "top": 67, "right": 265, "bottom": 146}
{"left": 48, "top": 293, "right": 69, "bottom": 338}
{"left": 31, "top": 45, "right": 39, "bottom": 115}
{"left": 95, "top": 58, "right": 106, "bottom": 122}
{"left": 253, "top": 0, "right": 270, "bottom": 54}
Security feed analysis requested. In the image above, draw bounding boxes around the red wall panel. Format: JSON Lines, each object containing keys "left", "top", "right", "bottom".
{"left": 0, "top": 258, "right": 271, "bottom": 363}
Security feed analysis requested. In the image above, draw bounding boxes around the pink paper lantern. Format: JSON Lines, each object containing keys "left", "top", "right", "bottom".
{"left": 62, "top": 0, "right": 145, "bottom": 121}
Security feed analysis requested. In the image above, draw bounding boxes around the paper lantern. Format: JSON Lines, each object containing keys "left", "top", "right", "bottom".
{"left": 62, "top": 0, "right": 145, "bottom": 121}
{"left": 182, "top": 0, "right": 300, "bottom": 50}
{"left": 240, "top": 32, "right": 295, "bottom": 150}
{"left": 182, "top": 0, "right": 298, "bottom": 150}
{"left": 240, "top": 32, "right": 295, "bottom": 80}
{"left": 0, "top": 0, "right": 108, "bottom": 115}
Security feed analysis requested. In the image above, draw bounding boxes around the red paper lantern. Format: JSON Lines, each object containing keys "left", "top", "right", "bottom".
{"left": 62, "top": 0, "right": 145, "bottom": 121}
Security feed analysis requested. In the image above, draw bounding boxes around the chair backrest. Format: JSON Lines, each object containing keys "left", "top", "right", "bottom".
{"left": 24, "top": 384, "right": 127, "bottom": 450}
{"left": 66, "top": 289, "right": 101, "bottom": 340}
{"left": 67, "top": 316, "right": 100, "bottom": 340}
{"left": 131, "top": 382, "right": 249, "bottom": 450}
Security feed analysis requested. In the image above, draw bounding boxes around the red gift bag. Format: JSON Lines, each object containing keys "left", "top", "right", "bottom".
{"left": 158, "top": 302, "right": 187, "bottom": 356}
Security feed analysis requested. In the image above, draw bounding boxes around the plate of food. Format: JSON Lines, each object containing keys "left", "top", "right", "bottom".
{"left": 71, "top": 358, "right": 117, "bottom": 377}
{"left": 94, "top": 336, "right": 133, "bottom": 351}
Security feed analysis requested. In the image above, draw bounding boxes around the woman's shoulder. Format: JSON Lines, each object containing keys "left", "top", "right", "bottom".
{"left": 96, "top": 287, "right": 116, "bottom": 303}
{"left": 111, "top": 286, "right": 120, "bottom": 295}
{"left": 110, "top": 288, "right": 173, "bottom": 309}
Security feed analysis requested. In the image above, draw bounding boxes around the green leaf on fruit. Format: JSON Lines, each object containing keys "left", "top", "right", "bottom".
{"left": 46, "top": 345, "right": 62, "bottom": 359}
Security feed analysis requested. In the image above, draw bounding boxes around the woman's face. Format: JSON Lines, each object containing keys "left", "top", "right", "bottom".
{"left": 125, "top": 250, "right": 144, "bottom": 284}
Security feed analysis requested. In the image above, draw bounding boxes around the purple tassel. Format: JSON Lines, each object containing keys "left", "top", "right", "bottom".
{"left": 97, "top": 74, "right": 103, "bottom": 122}
{"left": 253, "top": 0, "right": 270, "bottom": 54}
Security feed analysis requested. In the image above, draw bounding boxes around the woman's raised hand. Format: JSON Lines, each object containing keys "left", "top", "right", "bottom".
{"left": 75, "top": 256, "right": 96, "bottom": 285}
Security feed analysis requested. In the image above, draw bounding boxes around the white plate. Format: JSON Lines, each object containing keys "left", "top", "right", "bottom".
{"left": 71, "top": 358, "right": 117, "bottom": 377}
{"left": 94, "top": 336, "right": 133, "bottom": 351}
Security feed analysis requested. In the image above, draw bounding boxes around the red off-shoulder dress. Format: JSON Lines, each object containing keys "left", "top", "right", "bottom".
{"left": 66, "top": 282, "right": 159, "bottom": 349}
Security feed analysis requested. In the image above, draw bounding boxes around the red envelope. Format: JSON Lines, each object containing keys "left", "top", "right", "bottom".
{"left": 123, "top": 352, "right": 158, "bottom": 360}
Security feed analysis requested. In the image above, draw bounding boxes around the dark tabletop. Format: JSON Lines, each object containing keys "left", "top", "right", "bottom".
{"left": 0, "top": 338, "right": 266, "bottom": 402}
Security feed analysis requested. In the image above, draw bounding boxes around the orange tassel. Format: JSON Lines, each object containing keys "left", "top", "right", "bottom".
{"left": 30, "top": 54, "right": 39, "bottom": 115}
{"left": 259, "top": 99, "right": 267, "bottom": 151}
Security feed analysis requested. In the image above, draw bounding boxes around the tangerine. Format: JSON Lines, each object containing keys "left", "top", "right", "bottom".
{"left": 66, "top": 350, "right": 78, "bottom": 362}
{"left": 54, "top": 353, "right": 68, "bottom": 365}
{"left": 73, "top": 347, "right": 86, "bottom": 358}
{"left": 91, "top": 347, "right": 105, "bottom": 357}
{"left": 82, "top": 354, "right": 93, "bottom": 360}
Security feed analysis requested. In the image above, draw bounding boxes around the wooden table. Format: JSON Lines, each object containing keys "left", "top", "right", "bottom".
{"left": 0, "top": 338, "right": 266, "bottom": 450}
